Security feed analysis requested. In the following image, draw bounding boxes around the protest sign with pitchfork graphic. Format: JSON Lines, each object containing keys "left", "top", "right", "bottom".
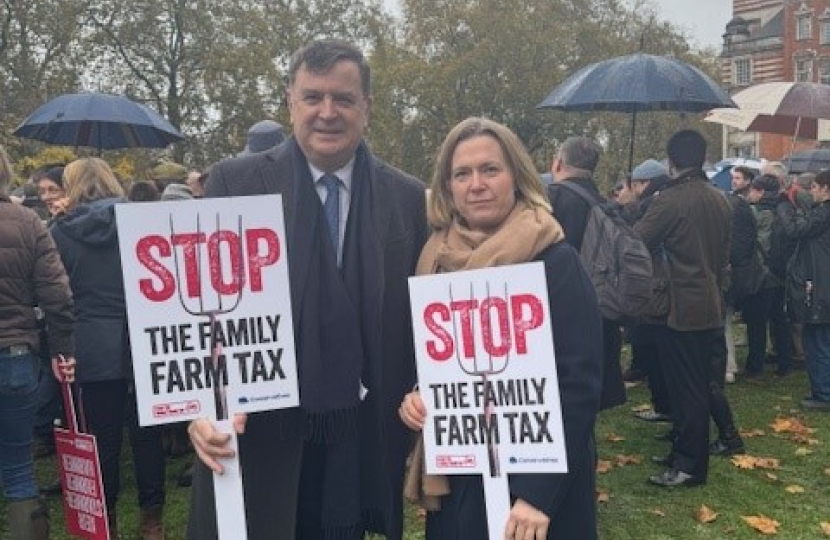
{"left": 408, "top": 262, "right": 567, "bottom": 540}
{"left": 115, "top": 195, "right": 299, "bottom": 540}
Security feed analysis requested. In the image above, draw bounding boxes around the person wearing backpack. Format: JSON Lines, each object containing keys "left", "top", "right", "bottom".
{"left": 633, "top": 130, "right": 732, "bottom": 488}
{"left": 547, "top": 136, "right": 627, "bottom": 412}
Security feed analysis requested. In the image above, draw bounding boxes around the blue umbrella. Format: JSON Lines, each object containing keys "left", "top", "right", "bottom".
{"left": 537, "top": 53, "right": 736, "bottom": 171}
{"left": 14, "top": 92, "right": 184, "bottom": 150}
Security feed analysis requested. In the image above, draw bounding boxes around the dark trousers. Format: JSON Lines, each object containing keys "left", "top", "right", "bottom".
{"left": 600, "top": 320, "right": 626, "bottom": 410}
{"left": 654, "top": 327, "right": 717, "bottom": 480}
{"left": 742, "top": 286, "right": 791, "bottom": 374}
{"left": 630, "top": 324, "right": 671, "bottom": 415}
{"left": 81, "top": 380, "right": 166, "bottom": 511}
{"left": 709, "top": 331, "right": 739, "bottom": 441}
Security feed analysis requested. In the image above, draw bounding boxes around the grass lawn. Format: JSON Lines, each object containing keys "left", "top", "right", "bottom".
{"left": 595, "top": 363, "right": 830, "bottom": 539}
{"left": 2, "top": 341, "right": 829, "bottom": 539}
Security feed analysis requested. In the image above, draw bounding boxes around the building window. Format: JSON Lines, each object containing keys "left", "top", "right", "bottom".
{"left": 797, "top": 15, "right": 812, "bottom": 40}
{"left": 796, "top": 58, "right": 813, "bottom": 81}
{"left": 733, "top": 58, "right": 752, "bottom": 86}
{"left": 820, "top": 58, "right": 830, "bottom": 84}
{"left": 822, "top": 21, "right": 830, "bottom": 44}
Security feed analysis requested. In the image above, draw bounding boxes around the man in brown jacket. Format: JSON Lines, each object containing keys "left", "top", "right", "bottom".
{"left": 634, "top": 130, "right": 732, "bottom": 487}
{"left": 0, "top": 146, "right": 75, "bottom": 539}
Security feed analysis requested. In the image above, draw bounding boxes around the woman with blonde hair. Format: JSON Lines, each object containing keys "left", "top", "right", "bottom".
{"left": 399, "top": 118, "right": 603, "bottom": 539}
{"left": 51, "top": 158, "right": 167, "bottom": 540}
{"left": 0, "top": 145, "right": 75, "bottom": 539}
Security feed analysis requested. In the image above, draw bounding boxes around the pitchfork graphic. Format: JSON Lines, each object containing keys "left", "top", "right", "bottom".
{"left": 169, "top": 211, "right": 249, "bottom": 540}
{"left": 170, "top": 212, "right": 244, "bottom": 421}
{"left": 449, "top": 281, "right": 512, "bottom": 540}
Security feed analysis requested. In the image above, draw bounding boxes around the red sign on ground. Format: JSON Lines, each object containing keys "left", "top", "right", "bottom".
{"left": 55, "top": 428, "right": 109, "bottom": 540}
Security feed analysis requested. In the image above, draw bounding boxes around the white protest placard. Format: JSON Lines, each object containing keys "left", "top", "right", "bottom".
{"left": 117, "top": 195, "right": 300, "bottom": 540}
{"left": 116, "top": 195, "right": 299, "bottom": 427}
{"left": 408, "top": 262, "right": 566, "bottom": 540}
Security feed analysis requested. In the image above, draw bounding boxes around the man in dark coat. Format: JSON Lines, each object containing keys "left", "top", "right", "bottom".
{"left": 187, "top": 39, "right": 428, "bottom": 540}
{"left": 546, "top": 136, "right": 627, "bottom": 411}
{"left": 634, "top": 130, "right": 732, "bottom": 487}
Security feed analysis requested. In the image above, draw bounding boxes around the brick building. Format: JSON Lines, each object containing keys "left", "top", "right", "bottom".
{"left": 720, "top": 0, "right": 830, "bottom": 159}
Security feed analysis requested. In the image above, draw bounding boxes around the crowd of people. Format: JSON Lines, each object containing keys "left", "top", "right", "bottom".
{"left": 1, "top": 37, "right": 829, "bottom": 540}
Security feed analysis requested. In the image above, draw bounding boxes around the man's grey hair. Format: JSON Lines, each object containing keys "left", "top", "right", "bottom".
{"left": 557, "top": 136, "right": 601, "bottom": 176}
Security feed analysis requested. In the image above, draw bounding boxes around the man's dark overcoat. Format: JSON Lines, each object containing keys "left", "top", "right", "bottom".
{"left": 187, "top": 139, "right": 427, "bottom": 540}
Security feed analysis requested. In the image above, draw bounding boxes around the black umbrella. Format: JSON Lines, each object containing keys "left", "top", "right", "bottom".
{"left": 783, "top": 148, "right": 830, "bottom": 174}
{"left": 14, "top": 92, "right": 184, "bottom": 150}
{"left": 537, "top": 53, "right": 736, "bottom": 171}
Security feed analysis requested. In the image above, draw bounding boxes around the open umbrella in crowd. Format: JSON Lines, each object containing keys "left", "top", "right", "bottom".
{"left": 783, "top": 147, "right": 830, "bottom": 175}
{"left": 705, "top": 81, "right": 830, "bottom": 155}
{"left": 14, "top": 92, "right": 184, "bottom": 151}
{"left": 537, "top": 52, "right": 736, "bottom": 171}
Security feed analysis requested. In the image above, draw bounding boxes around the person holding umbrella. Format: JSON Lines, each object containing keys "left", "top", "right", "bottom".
{"left": 547, "top": 137, "right": 627, "bottom": 413}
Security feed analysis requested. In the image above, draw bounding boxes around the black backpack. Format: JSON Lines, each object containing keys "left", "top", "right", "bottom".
{"left": 553, "top": 182, "right": 654, "bottom": 321}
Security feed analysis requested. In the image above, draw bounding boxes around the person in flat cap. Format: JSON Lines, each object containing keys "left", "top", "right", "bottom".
{"left": 239, "top": 120, "right": 285, "bottom": 155}
{"left": 617, "top": 159, "right": 670, "bottom": 212}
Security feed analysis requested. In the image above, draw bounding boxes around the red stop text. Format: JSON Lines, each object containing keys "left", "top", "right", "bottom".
{"left": 136, "top": 227, "right": 279, "bottom": 302}
{"left": 423, "top": 294, "right": 544, "bottom": 361}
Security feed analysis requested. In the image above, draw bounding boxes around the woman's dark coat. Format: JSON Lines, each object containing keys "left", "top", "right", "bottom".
{"left": 426, "top": 240, "right": 603, "bottom": 540}
{"left": 49, "top": 197, "right": 130, "bottom": 381}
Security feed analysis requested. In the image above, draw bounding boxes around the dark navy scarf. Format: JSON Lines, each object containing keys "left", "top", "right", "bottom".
{"left": 287, "top": 139, "right": 386, "bottom": 538}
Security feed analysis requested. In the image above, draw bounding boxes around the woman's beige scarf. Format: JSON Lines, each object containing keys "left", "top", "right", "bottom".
{"left": 403, "top": 202, "right": 564, "bottom": 511}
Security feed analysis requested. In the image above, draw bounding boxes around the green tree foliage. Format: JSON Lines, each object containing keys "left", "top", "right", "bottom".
{"left": 85, "top": 0, "right": 389, "bottom": 168}
{"left": 0, "top": 0, "right": 87, "bottom": 160}
{"left": 3, "top": 0, "right": 725, "bottom": 187}
{"left": 377, "top": 0, "right": 725, "bottom": 188}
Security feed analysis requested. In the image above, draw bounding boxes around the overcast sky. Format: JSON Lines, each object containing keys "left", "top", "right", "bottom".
{"left": 634, "top": 0, "right": 733, "bottom": 49}
{"left": 382, "top": 0, "right": 733, "bottom": 50}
